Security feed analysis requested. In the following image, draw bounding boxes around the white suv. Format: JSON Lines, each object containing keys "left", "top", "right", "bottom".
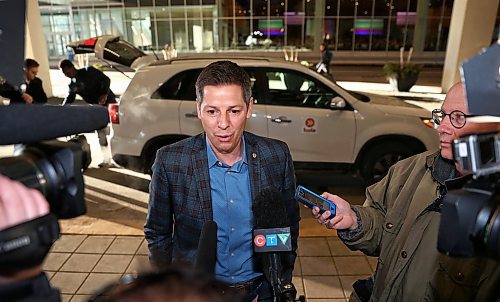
{"left": 109, "top": 57, "right": 439, "bottom": 183}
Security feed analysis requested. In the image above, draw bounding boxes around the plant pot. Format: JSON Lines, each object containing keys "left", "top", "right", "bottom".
{"left": 387, "top": 73, "right": 419, "bottom": 92}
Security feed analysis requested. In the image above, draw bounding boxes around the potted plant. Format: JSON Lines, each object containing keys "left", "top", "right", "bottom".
{"left": 383, "top": 47, "right": 421, "bottom": 92}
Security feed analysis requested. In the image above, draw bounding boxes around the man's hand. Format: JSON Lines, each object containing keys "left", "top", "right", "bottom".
{"left": 311, "top": 192, "right": 358, "bottom": 230}
{"left": 21, "top": 93, "right": 33, "bottom": 104}
{"left": 0, "top": 175, "right": 49, "bottom": 230}
{"left": 97, "top": 94, "right": 108, "bottom": 105}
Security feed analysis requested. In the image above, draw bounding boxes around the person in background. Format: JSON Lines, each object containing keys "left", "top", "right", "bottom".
{"left": 59, "top": 59, "right": 117, "bottom": 168}
{"left": 7, "top": 59, "right": 47, "bottom": 104}
{"left": 66, "top": 46, "right": 75, "bottom": 63}
{"left": 315, "top": 42, "right": 332, "bottom": 76}
{"left": 144, "top": 60, "right": 300, "bottom": 302}
{"left": 311, "top": 82, "right": 500, "bottom": 301}
{"left": 22, "top": 59, "right": 47, "bottom": 104}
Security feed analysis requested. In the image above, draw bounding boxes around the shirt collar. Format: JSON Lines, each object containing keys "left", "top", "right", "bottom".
{"left": 206, "top": 135, "right": 247, "bottom": 169}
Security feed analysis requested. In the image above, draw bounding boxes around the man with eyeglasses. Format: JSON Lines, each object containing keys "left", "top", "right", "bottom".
{"left": 309, "top": 82, "right": 500, "bottom": 302}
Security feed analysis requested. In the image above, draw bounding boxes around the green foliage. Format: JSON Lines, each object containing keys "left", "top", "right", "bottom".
{"left": 383, "top": 63, "right": 421, "bottom": 79}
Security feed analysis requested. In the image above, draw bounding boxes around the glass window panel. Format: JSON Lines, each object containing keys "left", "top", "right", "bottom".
{"left": 304, "top": 0, "right": 315, "bottom": 16}
{"left": 325, "top": 0, "right": 338, "bottom": 17}
{"left": 288, "top": 0, "right": 305, "bottom": 13}
{"left": 338, "top": 0, "right": 355, "bottom": 16}
{"left": 171, "top": 20, "right": 189, "bottom": 50}
{"left": 253, "top": 0, "right": 269, "bottom": 17}
{"left": 336, "top": 18, "right": 353, "bottom": 50}
{"left": 156, "top": 20, "right": 173, "bottom": 50}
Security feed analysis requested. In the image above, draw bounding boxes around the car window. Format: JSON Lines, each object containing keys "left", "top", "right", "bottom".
{"left": 151, "top": 69, "right": 202, "bottom": 100}
{"left": 263, "top": 69, "right": 338, "bottom": 108}
{"left": 152, "top": 67, "right": 258, "bottom": 103}
{"left": 103, "top": 39, "right": 146, "bottom": 67}
{"left": 244, "top": 68, "right": 260, "bottom": 103}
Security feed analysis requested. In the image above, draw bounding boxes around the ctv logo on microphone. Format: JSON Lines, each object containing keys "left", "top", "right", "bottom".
{"left": 253, "top": 227, "right": 292, "bottom": 252}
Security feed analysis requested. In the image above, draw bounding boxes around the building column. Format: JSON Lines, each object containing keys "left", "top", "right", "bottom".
{"left": 413, "top": 0, "right": 429, "bottom": 52}
{"left": 25, "top": 0, "right": 52, "bottom": 97}
{"left": 441, "top": 0, "right": 499, "bottom": 92}
{"left": 313, "top": 0, "right": 326, "bottom": 52}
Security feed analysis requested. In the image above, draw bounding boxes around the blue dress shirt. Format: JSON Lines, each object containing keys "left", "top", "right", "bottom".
{"left": 206, "top": 137, "right": 261, "bottom": 285}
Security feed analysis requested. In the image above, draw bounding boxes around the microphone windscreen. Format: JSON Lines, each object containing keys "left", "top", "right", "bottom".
{"left": 194, "top": 220, "right": 218, "bottom": 275}
{"left": 253, "top": 188, "right": 289, "bottom": 229}
{"left": 0, "top": 105, "right": 109, "bottom": 145}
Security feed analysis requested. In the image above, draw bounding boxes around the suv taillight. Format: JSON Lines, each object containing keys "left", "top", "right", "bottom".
{"left": 109, "top": 103, "right": 120, "bottom": 124}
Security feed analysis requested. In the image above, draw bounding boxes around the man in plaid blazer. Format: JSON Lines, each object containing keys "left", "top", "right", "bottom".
{"left": 144, "top": 61, "right": 300, "bottom": 301}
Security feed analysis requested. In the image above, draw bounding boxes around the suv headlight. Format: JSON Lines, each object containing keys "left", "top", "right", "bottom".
{"left": 420, "top": 117, "right": 434, "bottom": 128}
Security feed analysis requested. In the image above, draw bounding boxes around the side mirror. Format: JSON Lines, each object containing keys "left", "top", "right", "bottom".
{"left": 330, "top": 96, "right": 346, "bottom": 109}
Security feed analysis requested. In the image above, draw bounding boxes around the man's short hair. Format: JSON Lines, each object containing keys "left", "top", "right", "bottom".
{"left": 24, "top": 58, "right": 39, "bottom": 70}
{"left": 195, "top": 60, "right": 252, "bottom": 106}
{"left": 59, "top": 59, "right": 75, "bottom": 70}
{"left": 96, "top": 267, "right": 245, "bottom": 302}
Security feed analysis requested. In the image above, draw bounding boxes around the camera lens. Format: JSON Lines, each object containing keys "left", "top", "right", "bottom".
{"left": 0, "top": 138, "right": 91, "bottom": 218}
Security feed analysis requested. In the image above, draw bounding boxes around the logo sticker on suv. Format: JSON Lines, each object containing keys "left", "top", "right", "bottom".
{"left": 303, "top": 117, "right": 317, "bottom": 134}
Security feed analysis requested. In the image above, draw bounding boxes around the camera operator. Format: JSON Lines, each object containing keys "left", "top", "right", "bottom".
{"left": 0, "top": 175, "right": 61, "bottom": 301}
{"left": 310, "top": 82, "right": 500, "bottom": 301}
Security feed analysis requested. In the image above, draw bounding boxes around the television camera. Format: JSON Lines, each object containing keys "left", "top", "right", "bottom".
{"left": 0, "top": 92, "right": 109, "bottom": 272}
{"left": 437, "top": 41, "right": 500, "bottom": 259}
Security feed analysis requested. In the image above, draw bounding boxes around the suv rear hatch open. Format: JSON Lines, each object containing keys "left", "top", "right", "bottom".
{"left": 67, "top": 35, "right": 157, "bottom": 70}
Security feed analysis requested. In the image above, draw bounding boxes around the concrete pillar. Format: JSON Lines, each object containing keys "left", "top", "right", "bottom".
{"left": 313, "top": 0, "right": 326, "bottom": 52}
{"left": 25, "top": 0, "right": 52, "bottom": 97}
{"left": 441, "top": 0, "right": 499, "bottom": 93}
{"left": 413, "top": 0, "right": 429, "bottom": 52}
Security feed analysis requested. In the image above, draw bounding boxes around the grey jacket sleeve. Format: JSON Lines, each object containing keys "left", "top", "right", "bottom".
{"left": 337, "top": 168, "right": 396, "bottom": 257}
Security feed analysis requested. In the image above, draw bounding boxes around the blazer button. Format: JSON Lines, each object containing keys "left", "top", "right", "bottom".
{"left": 456, "top": 272, "right": 464, "bottom": 281}
{"left": 385, "top": 222, "right": 394, "bottom": 229}
{"left": 401, "top": 251, "right": 407, "bottom": 259}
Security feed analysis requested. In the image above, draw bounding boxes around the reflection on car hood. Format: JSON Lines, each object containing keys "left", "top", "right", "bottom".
{"left": 361, "top": 92, "right": 430, "bottom": 117}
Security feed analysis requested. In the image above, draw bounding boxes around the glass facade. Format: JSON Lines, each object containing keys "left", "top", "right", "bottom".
{"left": 39, "top": 0, "right": 500, "bottom": 58}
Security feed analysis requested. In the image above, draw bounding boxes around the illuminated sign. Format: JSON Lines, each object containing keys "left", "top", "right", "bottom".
{"left": 258, "top": 19, "right": 284, "bottom": 36}
{"left": 354, "top": 19, "right": 384, "bottom": 36}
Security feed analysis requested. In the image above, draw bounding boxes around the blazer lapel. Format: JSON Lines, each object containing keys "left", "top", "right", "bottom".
{"left": 245, "top": 133, "right": 262, "bottom": 201}
{"left": 191, "top": 133, "right": 213, "bottom": 221}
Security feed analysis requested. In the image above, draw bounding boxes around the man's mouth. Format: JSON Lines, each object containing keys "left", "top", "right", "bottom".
{"left": 216, "top": 134, "right": 233, "bottom": 142}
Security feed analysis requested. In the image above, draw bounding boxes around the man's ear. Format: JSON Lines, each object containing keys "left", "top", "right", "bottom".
{"left": 246, "top": 97, "right": 254, "bottom": 119}
{"left": 196, "top": 100, "right": 202, "bottom": 119}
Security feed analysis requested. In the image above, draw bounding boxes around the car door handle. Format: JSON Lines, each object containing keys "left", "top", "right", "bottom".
{"left": 185, "top": 112, "right": 198, "bottom": 118}
{"left": 271, "top": 116, "right": 292, "bottom": 123}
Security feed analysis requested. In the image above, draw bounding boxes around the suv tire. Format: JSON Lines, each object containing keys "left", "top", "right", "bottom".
{"left": 360, "top": 142, "right": 415, "bottom": 184}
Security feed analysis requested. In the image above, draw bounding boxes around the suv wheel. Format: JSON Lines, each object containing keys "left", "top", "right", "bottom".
{"left": 360, "top": 143, "right": 414, "bottom": 184}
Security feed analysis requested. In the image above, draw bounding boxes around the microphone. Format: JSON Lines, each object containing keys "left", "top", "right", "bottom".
{"left": 194, "top": 220, "right": 218, "bottom": 275}
{"left": 0, "top": 104, "right": 109, "bottom": 145}
{"left": 253, "top": 189, "right": 296, "bottom": 302}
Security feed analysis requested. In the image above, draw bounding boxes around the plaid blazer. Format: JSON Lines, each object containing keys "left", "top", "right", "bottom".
{"left": 144, "top": 131, "right": 300, "bottom": 282}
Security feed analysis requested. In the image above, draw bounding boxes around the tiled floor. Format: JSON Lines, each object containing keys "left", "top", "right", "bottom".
{"left": 43, "top": 235, "right": 377, "bottom": 302}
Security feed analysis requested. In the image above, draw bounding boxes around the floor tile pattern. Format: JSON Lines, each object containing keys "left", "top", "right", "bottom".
{"left": 44, "top": 235, "right": 376, "bottom": 301}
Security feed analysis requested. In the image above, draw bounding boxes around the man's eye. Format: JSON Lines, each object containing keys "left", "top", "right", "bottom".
{"left": 230, "top": 109, "right": 241, "bottom": 115}
{"left": 206, "top": 110, "right": 216, "bottom": 115}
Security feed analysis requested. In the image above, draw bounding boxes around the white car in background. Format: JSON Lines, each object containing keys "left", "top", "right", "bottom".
{"left": 105, "top": 57, "right": 439, "bottom": 183}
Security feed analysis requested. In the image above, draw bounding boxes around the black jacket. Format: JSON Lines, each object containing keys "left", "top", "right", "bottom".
{"left": 64, "top": 66, "right": 116, "bottom": 106}
{"left": 25, "top": 77, "right": 47, "bottom": 104}
{"left": 1, "top": 77, "right": 47, "bottom": 104}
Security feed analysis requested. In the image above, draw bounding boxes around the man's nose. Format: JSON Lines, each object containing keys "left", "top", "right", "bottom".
{"left": 437, "top": 117, "right": 453, "bottom": 134}
{"left": 218, "top": 113, "right": 229, "bottom": 129}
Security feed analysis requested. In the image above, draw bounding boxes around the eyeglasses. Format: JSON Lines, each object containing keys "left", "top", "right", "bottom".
{"left": 431, "top": 109, "right": 475, "bottom": 129}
